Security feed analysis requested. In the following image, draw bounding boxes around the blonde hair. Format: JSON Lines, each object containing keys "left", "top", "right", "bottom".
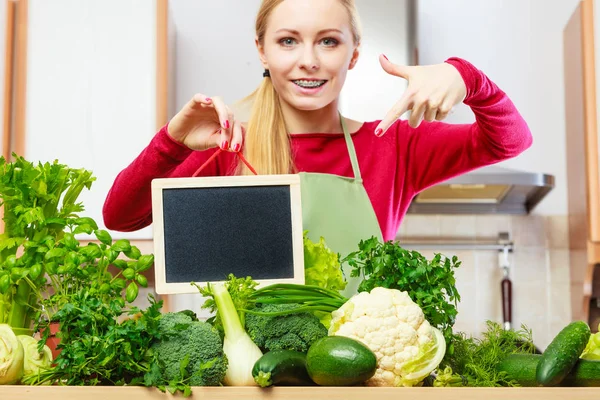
{"left": 237, "top": 0, "right": 362, "bottom": 175}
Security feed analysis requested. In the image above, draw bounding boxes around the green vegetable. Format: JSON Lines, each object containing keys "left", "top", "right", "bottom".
{"left": 252, "top": 349, "right": 313, "bottom": 387}
{"left": 199, "top": 282, "right": 263, "bottom": 386}
{"left": 496, "top": 354, "right": 541, "bottom": 387}
{"left": 581, "top": 323, "right": 600, "bottom": 360}
{"left": 25, "top": 292, "right": 162, "bottom": 387}
{"left": 196, "top": 274, "right": 258, "bottom": 333}
{"left": 435, "top": 321, "right": 537, "bottom": 387}
{"left": 303, "top": 232, "right": 346, "bottom": 292}
{"left": 498, "top": 353, "right": 600, "bottom": 387}
{"left": 245, "top": 303, "right": 327, "bottom": 353}
{"left": 342, "top": 236, "right": 460, "bottom": 347}
{"left": 303, "top": 233, "right": 348, "bottom": 327}
{"left": 306, "top": 336, "right": 377, "bottom": 386}
{"left": 0, "top": 324, "right": 24, "bottom": 384}
{"left": 247, "top": 283, "right": 347, "bottom": 315}
{"left": 17, "top": 335, "right": 52, "bottom": 382}
{"left": 126, "top": 282, "right": 139, "bottom": 303}
{"left": 561, "top": 359, "right": 600, "bottom": 387}
{"left": 0, "top": 155, "right": 154, "bottom": 334}
{"left": 536, "top": 321, "right": 591, "bottom": 386}
{"left": 149, "top": 311, "right": 228, "bottom": 387}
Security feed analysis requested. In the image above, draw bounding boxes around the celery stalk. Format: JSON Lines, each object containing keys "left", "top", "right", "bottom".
{"left": 8, "top": 281, "right": 32, "bottom": 329}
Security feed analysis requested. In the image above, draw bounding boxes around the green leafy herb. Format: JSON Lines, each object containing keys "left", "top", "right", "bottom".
{"left": 0, "top": 155, "right": 154, "bottom": 331}
{"left": 342, "top": 236, "right": 460, "bottom": 346}
{"left": 432, "top": 321, "right": 537, "bottom": 387}
{"left": 27, "top": 291, "right": 164, "bottom": 386}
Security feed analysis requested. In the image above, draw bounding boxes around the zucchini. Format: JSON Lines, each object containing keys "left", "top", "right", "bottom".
{"left": 252, "top": 349, "right": 314, "bottom": 387}
{"left": 536, "top": 321, "right": 591, "bottom": 386}
{"left": 498, "top": 353, "right": 600, "bottom": 387}
{"left": 306, "top": 336, "right": 377, "bottom": 386}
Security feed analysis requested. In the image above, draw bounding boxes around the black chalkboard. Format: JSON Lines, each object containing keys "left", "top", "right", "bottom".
{"left": 151, "top": 175, "right": 305, "bottom": 294}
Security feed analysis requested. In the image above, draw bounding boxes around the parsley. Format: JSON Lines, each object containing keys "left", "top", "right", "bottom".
{"left": 342, "top": 236, "right": 461, "bottom": 347}
{"left": 29, "top": 291, "right": 163, "bottom": 387}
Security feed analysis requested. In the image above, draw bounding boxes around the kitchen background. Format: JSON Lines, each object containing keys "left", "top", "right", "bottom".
{"left": 0, "top": 0, "right": 597, "bottom": 351}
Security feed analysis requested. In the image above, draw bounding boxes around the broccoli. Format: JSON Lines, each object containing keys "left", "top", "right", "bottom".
{"left": 150, "top": 311, "right": 228, "bottom": 386}
{"left": 245, "top": 303, "right": 328, "bottom": 353}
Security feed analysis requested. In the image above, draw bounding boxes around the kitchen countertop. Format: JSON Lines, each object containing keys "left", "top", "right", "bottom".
{"left": 3, "top": 386, "right": 598, "bottom": 400}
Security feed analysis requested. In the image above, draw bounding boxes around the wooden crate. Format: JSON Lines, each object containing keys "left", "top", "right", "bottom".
{"left": 2, "top": 386, "right": 599, "bottom": 400}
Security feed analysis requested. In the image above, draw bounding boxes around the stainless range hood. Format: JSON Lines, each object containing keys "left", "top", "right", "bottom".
{"left": 406, "top": 166, "right": 555, "bottom": 215}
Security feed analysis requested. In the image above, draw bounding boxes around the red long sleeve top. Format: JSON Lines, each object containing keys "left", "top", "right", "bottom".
{"left": 102, "top": 57, "right": 533, "bottom": 241}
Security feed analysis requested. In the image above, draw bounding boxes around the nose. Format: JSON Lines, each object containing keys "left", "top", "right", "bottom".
{"left": 298, "top": 45, "right": 320, "bottom": 71}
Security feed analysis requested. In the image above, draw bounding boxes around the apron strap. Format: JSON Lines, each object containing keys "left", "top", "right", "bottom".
{"left": 192, "top": 148, "right": 258, "bottom": 177}
{"left": 340, "top": 113, "right": 362, "bottom": 182}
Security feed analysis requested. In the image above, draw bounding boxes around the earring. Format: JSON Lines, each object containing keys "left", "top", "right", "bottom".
{"left": 263, "top": 69, "right": 270, "bottom": 78}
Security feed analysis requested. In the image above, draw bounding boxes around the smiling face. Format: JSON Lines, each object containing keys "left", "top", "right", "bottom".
{"left": 256, "top": 0, "right": 360, "bottom": 111}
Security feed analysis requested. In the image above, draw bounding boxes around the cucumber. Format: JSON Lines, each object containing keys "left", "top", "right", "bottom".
{"left": 498, "top": 353, "right": 600, "bottom": 387}
{"left": 536, "top": 321, "right": 591, "bottom": 386}
{"left": 252, "top": 349, "right": 314, "bottom": 387}
{"left": 561, "top": 359, "right": 600, "bottom": 387}
{"left": 306, "top": 336, "right": 377, "bottom": 386}
{"left": 497, "top": 354, "right": 541, "bottom": 387}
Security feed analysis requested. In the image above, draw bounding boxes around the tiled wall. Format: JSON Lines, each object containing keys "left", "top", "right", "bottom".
{"left": 396, "top": 215, "right": 574, "bottom": 351}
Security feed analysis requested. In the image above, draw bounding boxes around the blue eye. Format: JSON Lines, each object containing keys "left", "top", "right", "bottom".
{"left": 279, "top": 38, "right": 296, "bottom": 46}
{"left": 321, "top": 38, "right": 339, "bottom": 47}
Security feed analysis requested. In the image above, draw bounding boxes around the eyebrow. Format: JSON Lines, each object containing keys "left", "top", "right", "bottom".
{"left": 275, "top": 28, "right": 344, "bottom": 35}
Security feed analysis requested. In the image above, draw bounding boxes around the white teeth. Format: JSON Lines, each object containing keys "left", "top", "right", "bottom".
{"left": 293, "top": 80, "right": 326, "bottom": 88}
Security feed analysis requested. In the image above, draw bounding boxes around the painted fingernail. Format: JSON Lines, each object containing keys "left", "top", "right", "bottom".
{"left": 223, "top": 120, "right": 230, "bottom": 129}
{"left": 205, "top": 97, "right": 212, "bottom": 102}
{"left": 382, "top": 54, "right": 389, "bottom": 61}
{"left": 375, "top": 128, "right": 383, "bottom": 137}
{"left": 221, "top": 140, "right": 229, "bottom": 150}
{"left": 233, "top": 143, "right": 241, "bottom": 152}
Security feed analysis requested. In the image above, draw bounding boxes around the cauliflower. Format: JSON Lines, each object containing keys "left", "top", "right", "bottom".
{"left": 328, "top": 287, "right": 444, "bottom": 387}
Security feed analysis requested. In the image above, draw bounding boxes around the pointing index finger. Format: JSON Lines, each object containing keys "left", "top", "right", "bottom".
{"left": 375, "top": 91, "right": 412, "bottom": 137}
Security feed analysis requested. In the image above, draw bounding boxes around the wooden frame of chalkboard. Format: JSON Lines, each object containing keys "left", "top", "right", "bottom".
{"left": 151, "top": 174, "right": 305, "bottom": 294}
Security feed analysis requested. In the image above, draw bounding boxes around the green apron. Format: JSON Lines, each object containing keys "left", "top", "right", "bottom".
{"left": 299, "top": 116, "right": 384, "bottom": 298}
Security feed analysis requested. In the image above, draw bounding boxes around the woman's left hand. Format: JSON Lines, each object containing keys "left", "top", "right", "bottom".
{"left": 375, "top": 55, "right": 467, "bottom": 137}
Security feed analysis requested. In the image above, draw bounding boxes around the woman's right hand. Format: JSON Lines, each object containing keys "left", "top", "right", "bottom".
{"left": 167, "top": 93, "right": 244, "bottom": 152}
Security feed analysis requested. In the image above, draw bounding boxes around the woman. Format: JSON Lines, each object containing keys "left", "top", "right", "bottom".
{"left": 103, "top": 0, "right": 531, "bottom": 295}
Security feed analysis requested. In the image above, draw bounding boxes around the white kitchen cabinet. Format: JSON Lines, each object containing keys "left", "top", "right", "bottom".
{"left": 6, "top": 0, "right": 175, "bottom": 240}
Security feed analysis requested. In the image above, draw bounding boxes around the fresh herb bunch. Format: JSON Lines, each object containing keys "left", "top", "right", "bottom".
{"left": 0, "top": 154, "right": 96, "bottom": 329}
{"left": 28, "top": 291, "right": 164, "bottom": 386}
{"left": 0, "top": 154, "right": 153, "bottom": 330}
{"left": 36, "top": 224, "right": 154, "bottom": 321}
{"left": 342, "top": 236, "right": 461, "bottom": 347}
{"left": 430, "top": 321, "right": 537, "bottom": 387}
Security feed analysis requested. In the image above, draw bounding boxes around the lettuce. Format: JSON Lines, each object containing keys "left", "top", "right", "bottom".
{"left": 581, "top": 323, "right": 600, "bottom": 360}
{"left": 303, "top": 232, "right": 347, "bottom": 328}
{"left": 303, "top": 232, "right": 347, "bottom": 292}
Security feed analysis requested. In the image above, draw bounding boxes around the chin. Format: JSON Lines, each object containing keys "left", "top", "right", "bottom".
{"left": 284, "top": 95, "right": 334, "bottom": 111}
